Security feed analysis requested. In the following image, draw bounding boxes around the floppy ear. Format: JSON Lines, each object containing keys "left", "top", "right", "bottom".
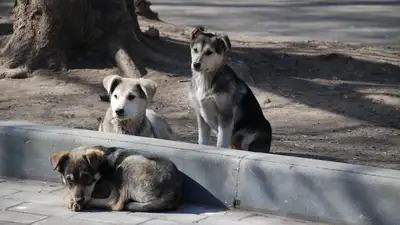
{"left": 216, "top": 35, "right": 232, "bottom": 52}
{"left": 50, "top": 152, "right": 69, "bottom": 171}
{"left": 191, "top": 26, "right": 206, "bottom": 40}
{"left": 84, "top": 148, "right": 104, "bottom": 170}
{"left": 103, "top": 75, "right": 123, "bottom": 95}
{"left": 138, "top": 78, "right": 158, "bottom": 102}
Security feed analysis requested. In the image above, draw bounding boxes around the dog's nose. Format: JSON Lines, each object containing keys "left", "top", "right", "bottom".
{"left": 193, "top": 62, "right": 201, "bottom": 69}
{"left": 75, "top": 196, "right": 85, "bottom": 205}
{"left": 115, "top": 109, "right": 124, "bottom": 116}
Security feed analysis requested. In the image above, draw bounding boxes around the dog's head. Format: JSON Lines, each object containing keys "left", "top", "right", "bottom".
{"left": 190, "top": 26, "right": 231, "bottom": 73}
{"left": 103, "top": 75, "right": 157, "bottom": 120}
{"left": 50, "top": 146, "right": 104, "bottom": 207}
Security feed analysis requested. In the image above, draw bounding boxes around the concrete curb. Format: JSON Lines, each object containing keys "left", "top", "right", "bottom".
{"left": 1, "top": 121, "right": 400, "bottom": 225}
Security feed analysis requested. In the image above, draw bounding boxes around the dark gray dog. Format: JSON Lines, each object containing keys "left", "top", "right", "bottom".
{"left": 189, "top": 27, "right": 272, "bottom": 152}
{"left": 50, "top": 145, "right": 182, "bottom": 212}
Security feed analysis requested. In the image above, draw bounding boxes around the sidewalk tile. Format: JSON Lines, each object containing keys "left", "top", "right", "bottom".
{"left": 0, "top": 180, "right": 62, "bottom": 193}
{"left": 133, "top": 212, "right": 207, "bottom": 223}
{"left": 139, "top": 219, "right": 182, "bottom": 225}
{"left": 33, "top": 217, "right": 110, "bottom": 225}
{"left": 71, "top": 211, "right": 150, "bottom": 224}
{"left": 8, "top": 202, "right": 78, "bottom": 217}
{"left": 0, "top": 199, "right": 23, "bottom": 210}
{"left": 0, "top": 211, "right": 47, "bottom": 224}
{"left": 0, "top": 189, "right": 19, "bottom": 198}
{"left": 5, "top": 191, "right": 62, "bottom": 205}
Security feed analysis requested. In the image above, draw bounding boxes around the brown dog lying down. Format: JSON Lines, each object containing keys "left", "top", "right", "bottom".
{"left": 50, "top": 145, "right": 183, "bottom": 212}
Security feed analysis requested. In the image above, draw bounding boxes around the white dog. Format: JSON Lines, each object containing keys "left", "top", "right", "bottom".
{"left": 98, "top": 75, "right": 173, "bottom": 140}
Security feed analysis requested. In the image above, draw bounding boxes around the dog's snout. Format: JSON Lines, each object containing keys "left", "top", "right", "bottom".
{"left": 193, "top": 62, "right": 201, "bottom": 69}
{"left": 115, "top": 109, "right": 124, "bottom": 116}
{"left": 75, "top": 195, "right": 85, "bottom": 205}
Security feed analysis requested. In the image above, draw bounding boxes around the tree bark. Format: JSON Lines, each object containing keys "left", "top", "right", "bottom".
{"left": 134, "top": 0, "right": 159, "bottom": 20}
{"left": 1, "top": 0, "right": 166, "bottom": 78}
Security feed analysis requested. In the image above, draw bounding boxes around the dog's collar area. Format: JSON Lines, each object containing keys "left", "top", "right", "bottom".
{"left": 112, "top": 116, "right": 148, "bottom": 136}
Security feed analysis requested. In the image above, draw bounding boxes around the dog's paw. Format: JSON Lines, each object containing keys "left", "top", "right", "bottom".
{"left": 68, "top": 201, "right": 83, "bottom": 212}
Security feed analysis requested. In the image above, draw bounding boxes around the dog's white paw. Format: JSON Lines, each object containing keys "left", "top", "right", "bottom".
{"left": 68, "top": 201, "right": 83, "bottom": 212}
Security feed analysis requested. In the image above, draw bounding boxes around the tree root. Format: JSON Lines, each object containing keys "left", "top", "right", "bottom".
{"left": 0, "top": 67, "right": 28, "bottom": 79}
{"left": 110, "top": 42, "right": 147, "bottom": 78}
{"left": 134, "top": 0, "right": 159, "bottom": 20}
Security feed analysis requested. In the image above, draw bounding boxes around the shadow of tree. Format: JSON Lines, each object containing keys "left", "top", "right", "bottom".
{"left": 143, "top": 36, "right": 400, "bottom": 129}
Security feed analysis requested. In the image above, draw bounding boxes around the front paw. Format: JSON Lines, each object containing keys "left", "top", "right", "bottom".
{"left": 68, "top": 201, "right": 83, "bottom": 212}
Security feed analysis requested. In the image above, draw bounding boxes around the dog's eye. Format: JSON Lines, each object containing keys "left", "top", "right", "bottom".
{"left": 193, "top": 48, "right": 198, "bottom": 53}
{"left": 205, "top": 50, "right": 213, "bottom": 55}
{"left": 127, "top": 94, "right": 136, "bottom": 101}
{"left": 80, "top": 173, "right": 92, "bottom": 183}
{"left": 65, "top": 174, "right": 73, "bottom": 183}
{"left": 113, "top": 94, "right": 118, "bottom": 99}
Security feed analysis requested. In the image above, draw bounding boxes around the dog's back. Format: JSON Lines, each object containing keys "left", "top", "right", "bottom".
{"left": 146, "top": 109, "right": 174, "bottom": 140}
{"left": 215, "top": 65, "right": 272, "bottom": 152}
{"left": 98, "top": 146, "right": 183, "bottom": 212}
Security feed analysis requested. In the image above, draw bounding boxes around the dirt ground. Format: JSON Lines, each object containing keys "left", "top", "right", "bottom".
{"left": 0, "top": 19, "right": 399, "bottom": 170}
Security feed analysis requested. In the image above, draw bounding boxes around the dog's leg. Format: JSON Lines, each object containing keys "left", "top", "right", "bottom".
{"left": 196, "top": 112, "right": 211, "bottom": 145}
{"left": 216, "top": 119, "right": 234, "bottom": 148}
{"left": 87, "top": 197, "right": 114, "bottom": 210}
{"left": 87, "top": 189, "right": 123, "bottom": 211}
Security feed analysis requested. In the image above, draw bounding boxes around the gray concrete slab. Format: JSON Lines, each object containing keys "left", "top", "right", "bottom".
{"left": 237, "top": 153, "right": 400, "bottom": 225}
{"left": 8, "top": 202, "right": 80, "bottom": 217}
{"left": 0, "top": 211, "right": 47, "bottom": 224}
{"left": 150, "top": 0, "right": 400, "bottom": 46}
{"left": 0, "top": 178, "right": 330, "bottom": 225}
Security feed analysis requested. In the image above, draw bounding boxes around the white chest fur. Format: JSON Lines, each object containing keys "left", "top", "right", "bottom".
{"left": 190, "top": 73, "right": 219, "bottom": 130}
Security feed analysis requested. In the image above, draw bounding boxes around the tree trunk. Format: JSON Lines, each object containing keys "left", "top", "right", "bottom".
{"left": 1, "top": 0, "right": 167, "bottom": 78}
{"left": 134, "top": 0, "right": 159, "bottom": 20}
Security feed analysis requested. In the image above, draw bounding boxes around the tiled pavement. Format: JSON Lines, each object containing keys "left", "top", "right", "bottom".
{"left": 0, "top": 178, "right": 329, "bottom": 225}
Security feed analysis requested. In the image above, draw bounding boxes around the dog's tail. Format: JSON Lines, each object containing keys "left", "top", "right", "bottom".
{"left": 124, "top": 190, "right": 182, "bottom": 212}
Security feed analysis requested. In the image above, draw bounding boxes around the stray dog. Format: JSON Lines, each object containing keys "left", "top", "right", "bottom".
{"left": 50, "top": 145, "right": 183, "bottom": 212}
{"left": 98, "top": 75, "right": 173, "bottom": 140}
{"left": 189, "top": 27, "right": 272, "bottom": 152}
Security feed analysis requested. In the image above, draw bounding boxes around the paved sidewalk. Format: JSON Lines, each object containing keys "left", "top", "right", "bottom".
{"left": 150, "top": 0, "right": 400, "bottom": 45}
{"left": 1, "top": 1, "right": 399, "bottom": 45}
{"left": 0, "top": 178, "right": 330, "bottom": 225}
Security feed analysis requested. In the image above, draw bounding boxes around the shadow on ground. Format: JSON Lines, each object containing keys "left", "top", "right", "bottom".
{"left": 145, "top": 36, "right": 400, "bottom": 129}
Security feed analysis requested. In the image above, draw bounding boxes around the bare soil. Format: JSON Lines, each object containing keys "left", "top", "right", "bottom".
{"left": 1, "top": 19, "right": 399, "bottom": 169}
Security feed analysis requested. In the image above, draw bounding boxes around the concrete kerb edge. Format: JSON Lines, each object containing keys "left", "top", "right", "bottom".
{"left": 0, "top": 121, "right": 246, "bottom": 209}
{"left": 1, "top": 121, "right": 400, "bottom": 225}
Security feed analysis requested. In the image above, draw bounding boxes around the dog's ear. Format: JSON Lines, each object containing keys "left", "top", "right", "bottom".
{"left": 103, "top": 75, "right": 123, "bottom": 95}
{"left": 191, "top": 26, "right": 206, "bottom": 40}
{"left": 137, "top": 78, "right": 158, "bottom": 102}
{"left": 216, "top": 35, "right": 232, "bottom": 52}
{"left": 84, "top": 148, "right": 104, "bottom": 169}
{"left": 50, "top": 152, "right": 69, "bottom": 171}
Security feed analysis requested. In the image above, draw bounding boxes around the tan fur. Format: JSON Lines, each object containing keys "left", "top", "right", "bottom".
{"left": 51, "top": 146, "right": 103, "bottom": 212}
{"left": 52, "top": 146, "right": 183, "bottom": 212}
{"left": 50, "top": 152, "right": 69, "bottom": 170}
{"left": 137, "top": 78, "right": 157, "bottom": 102}
{"left": 85, "top": 148, "right": 104, "bottom": 169}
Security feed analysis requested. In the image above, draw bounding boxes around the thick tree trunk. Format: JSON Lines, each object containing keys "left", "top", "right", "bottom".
{"left": 0, "top": 0, "right": 166, "bottom": 78}
{"left": 134, "top": 0, "right": 159, "bottom": 20}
